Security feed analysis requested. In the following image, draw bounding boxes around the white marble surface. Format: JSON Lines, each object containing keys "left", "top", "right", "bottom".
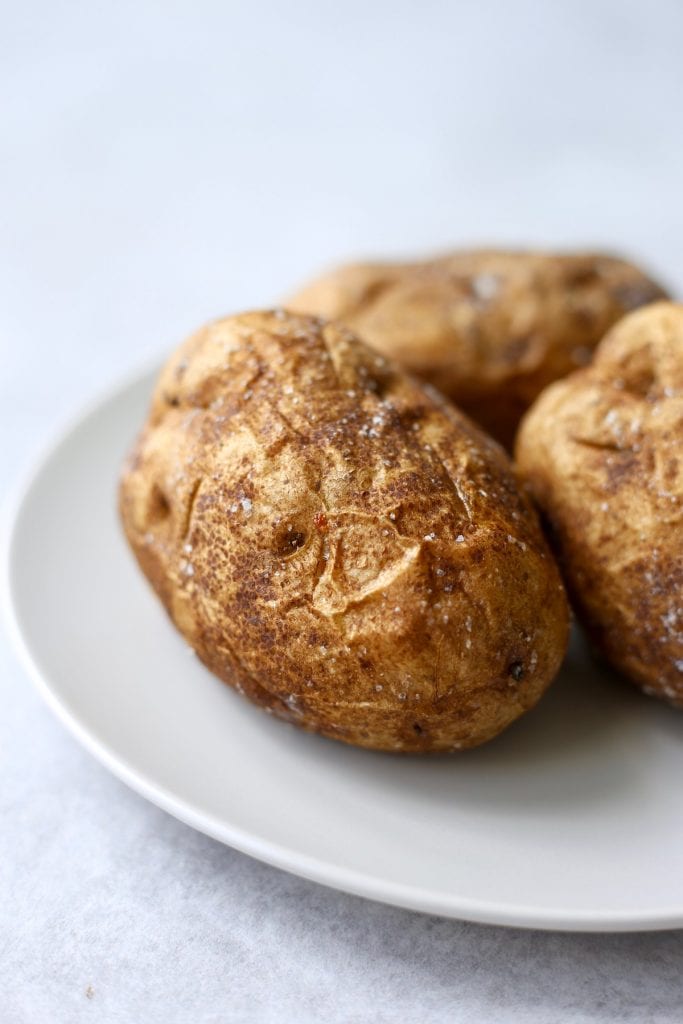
{"left": 2, "top": 2, "right": 683, "bottom": 1020}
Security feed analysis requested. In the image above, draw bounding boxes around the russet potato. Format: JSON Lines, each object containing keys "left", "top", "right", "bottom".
{"left": 120, "top": 310, "right": 569, "bottom": 752}
{"left": 287, "top": 250, "right": 667, "bottom": 449}
{"left": 516, "top": 302, "right": 683, "bottom": 705}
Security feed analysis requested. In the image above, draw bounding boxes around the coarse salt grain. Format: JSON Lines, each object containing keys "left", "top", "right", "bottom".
{"left": 471, "top": 273, "right": 499, "bottom": 303}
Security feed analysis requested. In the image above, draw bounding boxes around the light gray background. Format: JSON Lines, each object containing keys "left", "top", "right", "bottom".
{"left": 2, "top": 2, "right": 683, "bottom": 1021}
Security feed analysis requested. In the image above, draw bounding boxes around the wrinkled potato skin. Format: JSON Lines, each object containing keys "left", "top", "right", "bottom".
{"left": 287, "top": 250, "right": 667, "bottom": 449}
{"left": 516, "top": 302, "right": 683, "bottom": 705}
{"left": 120, "top": 311, "right": 569, "bottom": 752}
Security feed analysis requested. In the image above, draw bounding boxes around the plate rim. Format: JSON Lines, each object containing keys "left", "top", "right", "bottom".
{"left": 4, "top": 362, "right": 683, "bottom": 934}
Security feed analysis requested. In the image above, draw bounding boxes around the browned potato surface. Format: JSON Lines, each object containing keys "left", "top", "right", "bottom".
{"left": 287, "top": 250, "right": 667, "bottom": 449}
{"left": 120, "top": 310, "right": 569, "bottom": 751}
{"left": 516, "top": 302, "right": 683, "bottom": 705}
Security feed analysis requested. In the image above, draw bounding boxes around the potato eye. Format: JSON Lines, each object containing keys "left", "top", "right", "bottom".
{"left": 147, "top": 483, "right": 171, "bottom": 524}
{"left": 275, "top": 528, "right": 307, "bottom": 557}
{"left": 508, "top": 661, "right": 525, "bottom": 682}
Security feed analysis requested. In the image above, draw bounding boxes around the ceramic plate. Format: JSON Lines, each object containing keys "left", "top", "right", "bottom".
{"left": 5, "top": 366, "right": 683, "bottom": 932}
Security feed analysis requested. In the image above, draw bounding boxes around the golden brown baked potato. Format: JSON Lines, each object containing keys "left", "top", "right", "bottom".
{"left": 516, "top": 301, "right": 683, "bottom": 706}
{"left": 286, "top": 250, "right": 668, "bottom": 449}
{"left": 120, "top": 310, "right": 569, "bottom": 752}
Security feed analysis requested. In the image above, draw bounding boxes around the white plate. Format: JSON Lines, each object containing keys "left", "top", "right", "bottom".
{"left": 5, "top": 366, "right": 683, "bottom": 932}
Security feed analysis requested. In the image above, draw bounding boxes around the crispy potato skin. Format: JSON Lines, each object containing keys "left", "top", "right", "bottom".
{"left": 286, "top": 250, "right": 667, "bottom": 449}
{"left": 516, "top": 302, "right": 683, "bottom": 706}
{"left": 120, "top": 311, "right": 569, "bottom": 752}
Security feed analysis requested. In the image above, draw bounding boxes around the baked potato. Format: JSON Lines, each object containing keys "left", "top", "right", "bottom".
{"left": 286, "top": 249, "right": 668, "bottom": 449}
{"left": 516, "top": 301, "right": 683, "bottom": 706}
{"left": 120, "top": 310, "right": 569, "bottom": 752}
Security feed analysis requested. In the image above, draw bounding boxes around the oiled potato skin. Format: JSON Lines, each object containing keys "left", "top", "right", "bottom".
{"left": 516, "top": 302, "right": 683, "bottom": 705}
{"left": 120, "top": 311, "right": 569, "bottom": 752}
{"left": 287, "top": 250, "right": 667, "bottom": 448}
